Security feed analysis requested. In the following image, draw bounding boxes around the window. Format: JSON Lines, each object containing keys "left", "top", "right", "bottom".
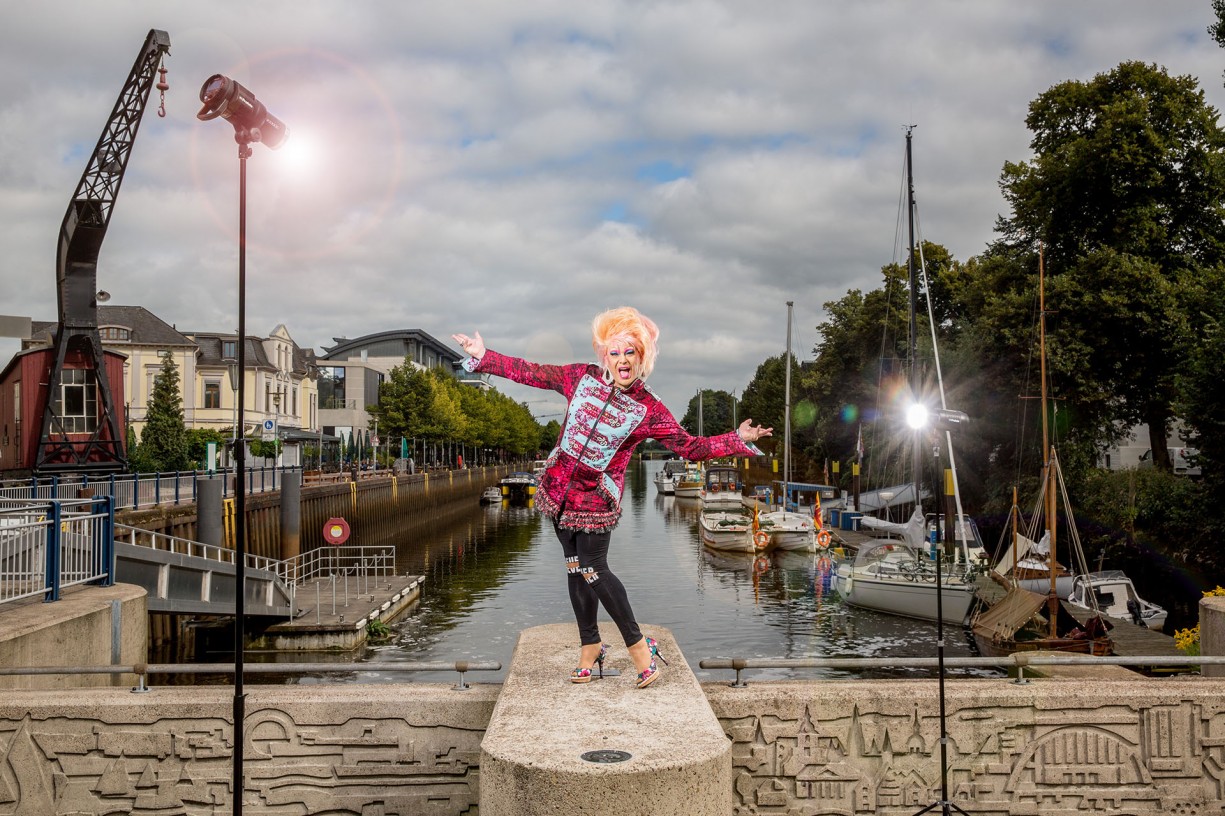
{"left": 54, "top": 369, "right": 97, "bottom": 434}
{"left": 204, "top": 381, "right": 221, "bottom": 409}
{"left": 99, "top": 326, "right": 131, "bottom": 342}
{"left": 223, "top": 340, "right": 237, "bottom": 359}
{"left": 319, "top": 367, "right": 347, "bottom": 409}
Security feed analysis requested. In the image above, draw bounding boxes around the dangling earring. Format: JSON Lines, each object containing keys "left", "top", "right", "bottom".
{"left": 601, "top": 367, "right": 614, "bottom": 385}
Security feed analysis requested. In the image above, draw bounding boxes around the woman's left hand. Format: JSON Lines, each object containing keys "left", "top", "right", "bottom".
{"left": 738, "top": 419, "right": 773, "bottom": 443}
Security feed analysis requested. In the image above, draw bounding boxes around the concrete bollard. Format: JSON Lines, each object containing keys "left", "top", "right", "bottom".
{"left": 197, "top": 477, "right": 223, "bottom": 549}
{"left": 1201, "top": 595, "right": 1225, "bottom": 677}
{"left": 480, "top": 624, "right": 731, "bottom": 815}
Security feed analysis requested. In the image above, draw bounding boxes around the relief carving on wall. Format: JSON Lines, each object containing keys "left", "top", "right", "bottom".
{"left": 713, "top": 686, "right": 1225, "bottom": 816}
{"left": 0, "top": 705, "right": 485, "bottom": 815}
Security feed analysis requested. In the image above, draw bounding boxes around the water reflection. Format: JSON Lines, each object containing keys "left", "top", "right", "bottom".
{"left": 352, "top": 461, "right": 995, "bottom": 684}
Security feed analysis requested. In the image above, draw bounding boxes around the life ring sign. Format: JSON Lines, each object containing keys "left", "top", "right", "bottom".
{"left": 752, "top": 530, "right": 771, "bottom": 549}
{"left": 324, "top": 517, "right": 351, "bottom": 546}
{"left": 816, "top": 529, "right": 832, "bottom": 549}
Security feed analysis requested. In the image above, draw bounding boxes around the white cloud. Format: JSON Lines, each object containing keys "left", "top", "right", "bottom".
{"left": 2, "top": 0, "right": 1223, "bottom": 418}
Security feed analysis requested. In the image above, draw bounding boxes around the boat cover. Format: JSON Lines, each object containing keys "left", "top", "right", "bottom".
{"left": 971, "top": 586, "right": 1047, "bottom": 641}
{"left": 858, "top": 508, "right": 926, "bottom": 550}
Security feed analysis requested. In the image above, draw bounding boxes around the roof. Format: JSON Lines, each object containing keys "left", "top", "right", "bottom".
{"left": 29, "top": 305, "right": 195, "bottom": 348}
{"left": 321, "top": 329, "right": 462, "bottom": 364}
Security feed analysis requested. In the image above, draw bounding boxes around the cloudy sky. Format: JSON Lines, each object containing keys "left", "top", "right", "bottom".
{"left": 3, "top": 2, "right": 1223, "bottom": 420}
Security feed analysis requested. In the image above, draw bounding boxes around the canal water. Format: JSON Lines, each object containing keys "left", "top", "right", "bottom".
{"left": 341, "top": 460, "right": 995, "bottom": 685}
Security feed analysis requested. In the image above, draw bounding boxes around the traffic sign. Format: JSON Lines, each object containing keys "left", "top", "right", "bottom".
{"left": 261, "top": 418, "right": 276, "bottom": 441}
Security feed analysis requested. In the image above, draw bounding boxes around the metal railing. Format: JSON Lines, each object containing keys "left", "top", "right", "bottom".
{"left": 0, "top": 497, "right": 114, "bottom": 604}
{"left": 699, "top": 653, "right": 1213, "bottom": 686}
{"left": 115, "top": 523, "right": 293, "bottom": 581}
{"left": 0, "top": 466, "right": 297, "bottom": 512}
{"left": 285, "top": 544, "right": 397, "bottom": 586}
{"left": 0, "top": 661, "right": 501, "bottom": 691}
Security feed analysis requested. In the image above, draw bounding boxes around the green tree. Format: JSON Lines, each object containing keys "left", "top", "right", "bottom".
{"left": 186, "top": 428, "right": 225, "bottom": 470}
{"left": 539, "top": 419, "right": 562, "bottom": 453}
{"left": 680, "top": 389, "right": 737, "bottom": 436}
{"left": 137, "top": 355, "right": 191, "bottom": 472}
{"left": 993, "top": 62, "right": 1225, "bottom": 470}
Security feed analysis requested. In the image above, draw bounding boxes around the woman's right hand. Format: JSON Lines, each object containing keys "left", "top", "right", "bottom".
{"left": 451, "top": 331, "right": 485, "bottom": 359}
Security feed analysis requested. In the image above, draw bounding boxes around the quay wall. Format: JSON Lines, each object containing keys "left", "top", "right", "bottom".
{"left": 115, "top": 465, "right": 515, "bottom": 559}
{"left": 4, "top": 675, "right": 1225, "bottom": 814}
{"left": 115, "top": 467, "right": 511, "bottom": 648}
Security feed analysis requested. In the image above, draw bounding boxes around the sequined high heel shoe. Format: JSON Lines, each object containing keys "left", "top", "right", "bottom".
{"left": 635, "top": 636, "right": 669, "bottom": 689}
{"left": 570, "top": 643, "right": 609, "bottom": 684}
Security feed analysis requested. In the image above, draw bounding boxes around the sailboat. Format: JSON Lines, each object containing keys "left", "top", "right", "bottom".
{"left": 754, "top": 301, "right": 818, "bottom": 552}
{"left": 971, "top": 249, "right": 1113, "bottom": 656}
{"left": 834, "top": 128, "right": 981, "bottom": 625}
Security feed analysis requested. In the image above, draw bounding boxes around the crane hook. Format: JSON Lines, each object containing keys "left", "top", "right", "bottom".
{"left": 156, "top": 64, "right": 169, "bottom": 118}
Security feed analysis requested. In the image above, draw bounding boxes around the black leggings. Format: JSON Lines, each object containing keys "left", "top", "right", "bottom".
{"left": 554, "top": 523, "right": 643, "bottom": 648}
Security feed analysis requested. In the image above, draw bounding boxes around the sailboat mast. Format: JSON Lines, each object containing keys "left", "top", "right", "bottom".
{"left": 784, "top": 301, "right": 793, "bottom": 514}
{"left": 905, "top": 126, "right": 922, "bottom": 516}
{"left": 1039, "top": 246, "right": 1059, "bottom": 634}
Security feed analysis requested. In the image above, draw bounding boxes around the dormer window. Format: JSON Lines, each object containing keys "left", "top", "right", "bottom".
{"left": 223, "top": 340, "right": 237, "bottom": 359}
{"left": 99, "top": 326, "right": 131, "bottom": 342}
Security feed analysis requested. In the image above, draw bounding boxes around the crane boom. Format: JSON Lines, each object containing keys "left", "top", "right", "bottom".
{"left": 35, "top": 29, "right": 171, "bottom": 473}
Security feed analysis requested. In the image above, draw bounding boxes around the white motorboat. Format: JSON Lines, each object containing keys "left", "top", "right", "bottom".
{"left": 653, "top": 460, "right": 687, "bottom": 495}
{"left": 756, "top": 509, "right": 817, "bottom": 551}
{"left": 699, "top": 464, "right": 744, "bottom": 508}
{"left": 1067, "top": 570, "right": 1167, "bottom": 631}
{"left": 698, "top": 511, "right": 760, "bottom": 552}
{"left": 480, "top": 486, "right": 503, "bottom": 504}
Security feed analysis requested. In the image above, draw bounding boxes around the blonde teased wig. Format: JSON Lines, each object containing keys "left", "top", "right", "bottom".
{"left": 591, "top": 306, "right": 660, "bottom": 380}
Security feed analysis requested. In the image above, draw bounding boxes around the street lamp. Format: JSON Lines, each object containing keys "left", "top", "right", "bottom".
{"left": 905, "top": 401, "right": 970, "bottom": 816}
{"left": 198, "top": 73, "right": 286, "bottom": 816}
{"left": 271, "top": 391, "right": 282, "bottom": 468}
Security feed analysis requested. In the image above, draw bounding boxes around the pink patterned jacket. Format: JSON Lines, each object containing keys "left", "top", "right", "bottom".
{"left": 465, "top": 349, "right": 761, "bottom": 532}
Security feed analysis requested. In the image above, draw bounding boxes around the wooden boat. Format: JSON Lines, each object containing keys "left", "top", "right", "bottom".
{"left": 971, "top": 249, "right": 1113, "bottom": 657}
{"left": 672, "top": 463, "right": 704, "bottom": 498}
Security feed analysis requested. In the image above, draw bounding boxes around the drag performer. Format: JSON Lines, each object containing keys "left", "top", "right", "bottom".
{"left": 453, "top": 307, "right": 771, "bottom": 688}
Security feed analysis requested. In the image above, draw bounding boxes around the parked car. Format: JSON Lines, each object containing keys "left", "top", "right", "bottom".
{"left": 1138, "top": 447, "right": 1201, "bottom": 477}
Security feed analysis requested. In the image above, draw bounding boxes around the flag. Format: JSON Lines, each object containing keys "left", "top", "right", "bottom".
{"left": 856, "top": 424, "right": 865, "bottom": 461}
{"left": 823, "top": 458, "right": 830, "bottom": 485}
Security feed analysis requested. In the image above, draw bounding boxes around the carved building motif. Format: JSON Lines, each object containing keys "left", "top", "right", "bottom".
{"left": 0, "top": 704, "right": 486, "bottom": 815}
{"left": 714, "top": 687, "right": 1225, "bottom": 816}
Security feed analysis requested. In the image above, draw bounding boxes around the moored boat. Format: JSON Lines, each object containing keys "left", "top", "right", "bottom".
{"left": 673, "top": 463, "right": 704, "bottom": 498}
{"left": 498, "top": 471, "right": 538, "bottom": 503}
{"left": 653, "top": 460, "right": 687, "bottom": 495}
{"left": 699, "top": 464, "right": 743, "bottom": 508}
{"left": 1067, "top": 570, "right": 1167, "bottom": 631}
{"left": 699, "top": 511, "right": 762, "bottom": 552}
{"left": 480, "top": 486, "right": 503, "bottom": 504}
{"left": 970, "top": 250, "right": 1113, "bottom": 657}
